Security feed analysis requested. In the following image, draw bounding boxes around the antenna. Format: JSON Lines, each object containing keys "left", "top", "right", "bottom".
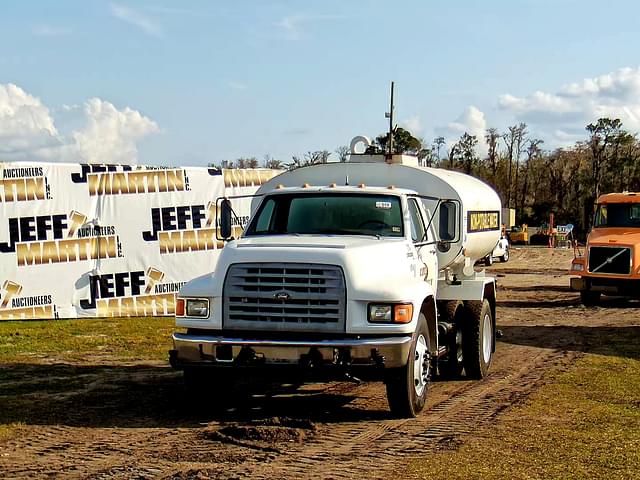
{"left": 386, "top": 81, "right": 395, "bottom": 156}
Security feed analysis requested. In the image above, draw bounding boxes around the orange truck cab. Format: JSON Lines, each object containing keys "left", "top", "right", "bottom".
{"left": 570, "top": 192, "right": 640, "bottom": 305}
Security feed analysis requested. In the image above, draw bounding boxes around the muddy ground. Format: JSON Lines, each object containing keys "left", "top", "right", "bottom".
{"left": 1, "top": 247, "right": 639, "bottom": 479}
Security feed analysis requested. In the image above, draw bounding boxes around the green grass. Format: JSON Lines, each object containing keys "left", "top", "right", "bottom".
{"left": 402, "top": 349, "right": 640, "bottom": 479}
{"left": 0, "top": 423, "right": 21, "bottom": 441}
{"left": 0, "top": 317, "right": 179, "bottom": 440}
{"left": 0, "top": 316, "right": 175, "bottom": 362}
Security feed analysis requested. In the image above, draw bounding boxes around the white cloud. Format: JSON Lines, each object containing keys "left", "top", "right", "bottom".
{"left": 498, "top": 66, "right": 640, "bottom": 144}
{"left": 435, "top": 106, "right": 488, "bottom": 154}
{"left": 32, "top": 24, "right": 72, "bottom": 37}
{"left": 274, "top": 13, "right": 342, "bottom": 40}
{"left": 110, "top": 3, "right": 162, "bottom": 37}
{"left": 401, "top": 115, "right": 423, "bottom": 137}
{"left": 72, "top": 99, "right": 159, "bottom": 164}
{"left": 0, "top": 83, "right": 159, "bottom": 164}
{"left": 228, "top": 81, "right": 248, "bottom": 91}
{"left": 0, "top": 84, "right": 60, "bottom": 157}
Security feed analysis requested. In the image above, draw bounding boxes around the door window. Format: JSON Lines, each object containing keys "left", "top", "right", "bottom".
{"left": 408, "top": 198, "right": 426, "bottom": 243}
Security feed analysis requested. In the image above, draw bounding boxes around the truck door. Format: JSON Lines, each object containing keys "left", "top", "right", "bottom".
{"left": 407, "top": 197, "right": 438, "bottom": 290}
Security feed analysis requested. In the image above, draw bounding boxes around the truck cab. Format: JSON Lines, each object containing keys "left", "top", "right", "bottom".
{"left": 571, "top": 192, "right": 640, "bottom": 305}
{"left": 170, "top": 150, "right": 500, "bottom": 418}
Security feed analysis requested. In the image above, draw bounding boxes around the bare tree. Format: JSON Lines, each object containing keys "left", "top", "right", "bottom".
{"left": 335, "top": 145, "right": 350, "bottom": 163}
{"left": 485, "top": 128, "right": 500, "bottom": 181}
{"left": 502, "top": 123, "right": 528, "bottom": 208}
{"left": 519, "top": 138, "right": 543, "bottom": 216}
{"left": 433, "top": 136, "right": 446, "bottom": 165}
{"left": 263, "top": 154, "right": 284, "bottom": 169}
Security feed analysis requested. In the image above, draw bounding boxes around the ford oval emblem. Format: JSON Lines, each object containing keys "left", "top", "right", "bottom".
{"left": 274, "top": 291, "right": 290, "bottom": 301}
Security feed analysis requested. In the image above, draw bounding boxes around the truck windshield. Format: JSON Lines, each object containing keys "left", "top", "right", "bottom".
{"left": 594, "top": 203, "right": 640, "bottom": 228}
{"left": 245, "top": 193, "right": 404, "bottom": 237}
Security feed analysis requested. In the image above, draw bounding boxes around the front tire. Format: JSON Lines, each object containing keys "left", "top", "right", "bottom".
{"left": 183, "top": 367, "right": 242, "bottom": 409}
{"left": 484, "top": 255, "right": 493, "bottom": 266}
{"left": 580, "top": 290, "right": 601, "bottom": 306}
{"left": 386, "top": 313, "right": 431, "bottom": 418}
{"left": 462, "top": 299, "right": 494, "bottom": 379}
{"left": 500, "top": 247, "right": 509, "bottom": 263}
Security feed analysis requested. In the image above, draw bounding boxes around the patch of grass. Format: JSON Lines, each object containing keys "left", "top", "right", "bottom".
{"left": 0, "top": 316, "right": 175, "bottom": 363}
{"left": 0, "top": 423, "right": 22, "bottom": 441}
{"left": 402, "top": 347, "right": 640, "bottom": 479}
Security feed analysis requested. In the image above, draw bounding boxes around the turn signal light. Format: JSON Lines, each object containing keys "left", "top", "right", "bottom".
{"left": 176, "top": 298, "right": 185, "bottom": 317}
{"left": 368, "top": 303, "right": 413, "bottom": 323}
{"left": 394, "top": 304, "right": 413, "bottom": 323}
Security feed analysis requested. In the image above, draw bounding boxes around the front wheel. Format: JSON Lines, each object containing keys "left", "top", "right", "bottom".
{"left": 580, "top": 290, "right": 601, "bottom": 306}
{"left": 385, "top": 313, "right": 431, "bottom": 418}
{"left": 484, "top": 255, "right": 493, "bottom": 266}
{"left": 500, "top": 247, "right": 509, "bottom": 263}
{"left": 462, "top": 299, "right": 494, "bottom": 379}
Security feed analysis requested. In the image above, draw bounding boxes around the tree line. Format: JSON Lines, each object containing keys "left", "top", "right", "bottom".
{"left": 211, "top": 117, "right": 640, "bottom": 238}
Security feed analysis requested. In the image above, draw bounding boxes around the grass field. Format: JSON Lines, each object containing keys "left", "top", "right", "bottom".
{"left": 404, "top": 332, "right": 640, "bottom": 479}
{"left": 0, "top": 317, "right": 176, "bottom": 440}
{"left": 1, "top": 315, "right": 639, "bottom": 477}
{"left": 0, "top": 316, "right": 175, "bottom": 363}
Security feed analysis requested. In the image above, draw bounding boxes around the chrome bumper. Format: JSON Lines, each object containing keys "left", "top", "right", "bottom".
{"left": 171, "top": 333, "right": 413, "bottom": 369}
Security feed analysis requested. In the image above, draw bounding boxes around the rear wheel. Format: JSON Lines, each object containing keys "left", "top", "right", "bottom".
{"left": 386, "top": 313, "right": 431, "bottom": 418}
{"left": 462, "top": 299, "right": 494, "bottom": 379}
{"left": 580, "top": 290, "right": 601, "bottom": 306}
{"left": 484, "top": 255, "right": 493, "bottom": 266}
{"left": 500, "top": 247, "right": 509, "bottom": 263}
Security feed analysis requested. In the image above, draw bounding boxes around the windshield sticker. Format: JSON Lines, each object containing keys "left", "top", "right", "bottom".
{"left": 392, "top": 226, "right": 401, "bottom": 233}
{"left": 376, "top": 201, "right": 392, "bottom": 209}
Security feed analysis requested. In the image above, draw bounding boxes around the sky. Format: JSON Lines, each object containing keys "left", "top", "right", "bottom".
{"left": 2, "top": 0, "right": 640, "bottom": 166}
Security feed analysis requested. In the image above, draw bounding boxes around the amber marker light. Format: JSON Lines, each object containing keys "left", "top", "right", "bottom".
{"left": 176, "top": 298, "right": 185, "bottom": 317}
{"left": 394, "top": 304, "right": 413, "bottom": 323}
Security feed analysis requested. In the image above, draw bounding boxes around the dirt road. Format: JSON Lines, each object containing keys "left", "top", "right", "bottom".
{"left": 2, "top": 248, "right": 638, "bottom": 479}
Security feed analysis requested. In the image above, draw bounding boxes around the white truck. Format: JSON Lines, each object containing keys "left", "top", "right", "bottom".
{"left": 170, "top": 144, "right": 502, "bottom": 418}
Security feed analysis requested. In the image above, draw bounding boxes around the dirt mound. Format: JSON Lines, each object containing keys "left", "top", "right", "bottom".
{"left": 203, "top": 417, "right": 316, "bottom": 446}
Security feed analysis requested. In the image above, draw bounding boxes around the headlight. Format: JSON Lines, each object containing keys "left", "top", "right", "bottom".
{"left": 186, "top": 298, "right": 209, "bottom": 317}
{"left": 571, "top": 263, "right": 585, "bottom": 272}
{"left": 369, "top": 305, "right": 392, "bottom": 322}
{"left": 368, "top": 303, "right": 413, "bottom": 324}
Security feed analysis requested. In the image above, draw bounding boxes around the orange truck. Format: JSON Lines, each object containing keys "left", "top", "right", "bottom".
{"left": 570, "top": 192, "right": 640, "bottom": 305}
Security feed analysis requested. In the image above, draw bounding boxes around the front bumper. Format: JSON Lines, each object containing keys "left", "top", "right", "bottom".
{"left": 571, "top": 276, "right": 640, "bottom": 296}
{"left": 170, "top": 332, "right": 413, "bottom": 369}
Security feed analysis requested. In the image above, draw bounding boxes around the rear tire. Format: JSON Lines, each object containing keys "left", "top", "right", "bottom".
{"left": 484, "top": 255, "right": 493, "bottom": 266}
{"left": 462, "top": 299, "right": 494, "bottom": 379}
{"left": 580, "top": 290, "right": 601, "bottom": 306}
{"left": 386, "top": 313, "right": 431, "bottom": 418}
{"left": 500, "top": 247, "right": 509, "bottom": 263}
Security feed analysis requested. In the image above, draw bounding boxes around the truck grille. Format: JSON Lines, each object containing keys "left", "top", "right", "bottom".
{"left": 588, "top": 246, "right": 631, "bottom": 275}
{"left": 223, "top": 263, "right": 346, "bottom": 332}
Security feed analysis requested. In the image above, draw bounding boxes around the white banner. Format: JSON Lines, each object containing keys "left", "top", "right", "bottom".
{"left": 0, "top": 162, "right": 279, "bottom": 320}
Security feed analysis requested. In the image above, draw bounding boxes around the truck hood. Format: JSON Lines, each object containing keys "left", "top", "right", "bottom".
{"left": 233, "top": 234, "right": 382, "bottom": 250}
{"left": 180, "top": 234, "right": 422, "bottom": 301}
{"left": 588, "top": 228, "right": 640, "bottom": 246}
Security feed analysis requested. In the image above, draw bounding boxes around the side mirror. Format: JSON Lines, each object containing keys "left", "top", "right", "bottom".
{"left": 220, "top": 198, "right": 233, "bottom": 239}
{"left": 439, "top": 200, "right": 457, "bottom": 242}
